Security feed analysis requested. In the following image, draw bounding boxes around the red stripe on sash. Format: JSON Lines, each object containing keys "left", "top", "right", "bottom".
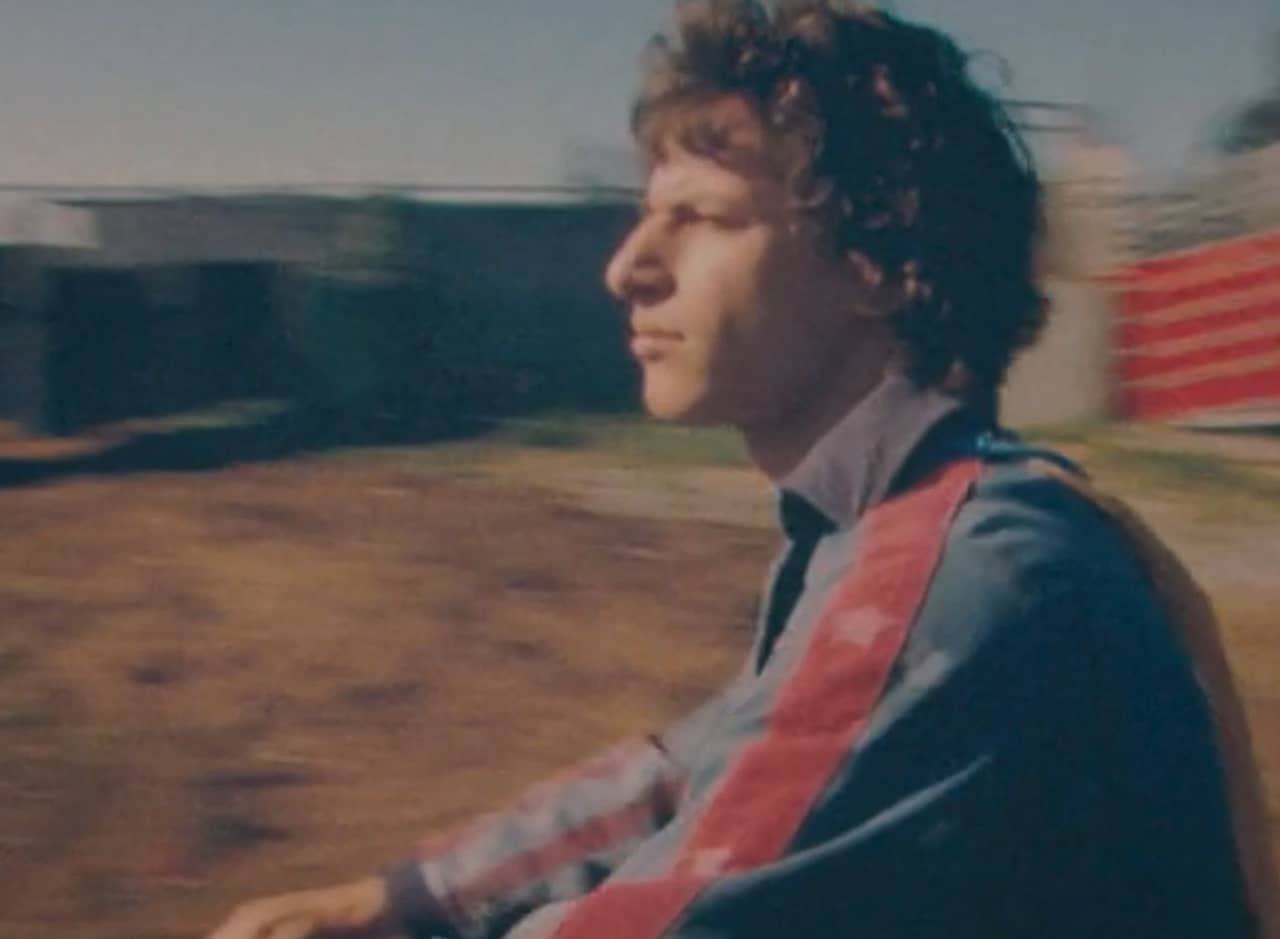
{"left": 550, "top": 458, "right": 982, "bottom": 939}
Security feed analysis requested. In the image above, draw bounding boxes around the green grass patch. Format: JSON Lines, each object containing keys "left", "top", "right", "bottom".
{"left": 485, "top": 413, "right": 748, "bottom": 467}
{"left": 1018, "top": 422, "right": 1280, "bottom": 506}
{"left": 1021, "top": 419, "right": 1114, "bottom": 447}
{"left": 1095, "top": 446, "right": 1234, "bottom": 488}
{"left": 1087, "top": 443, "right": 1280, "bottom": 506}
{"left": 320, "top": 412, "right": 748, "bottom": 480}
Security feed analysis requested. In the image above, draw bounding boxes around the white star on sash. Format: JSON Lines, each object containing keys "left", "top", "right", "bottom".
{"left": 689, "top": 846, "right": 733, "bottom": 877}
{"left": 833, "top": 606, "right": 893, "bottom": 650}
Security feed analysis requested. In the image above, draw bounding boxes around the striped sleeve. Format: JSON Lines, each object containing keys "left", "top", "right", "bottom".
{"left": 385, "top": 694, "right": 726, "bottom": 939}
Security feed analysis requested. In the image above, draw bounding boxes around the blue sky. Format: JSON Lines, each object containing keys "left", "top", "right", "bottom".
{"left": 0, "top": 0, "right": 1273, "bottom": 189}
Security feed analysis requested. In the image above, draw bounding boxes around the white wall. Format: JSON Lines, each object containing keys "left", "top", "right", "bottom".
{"left": 1001, "top": 277, "right": 1115, "bottom": 429}
{"left": 1000, "top": 140, "right": 1134, "bottom": 429}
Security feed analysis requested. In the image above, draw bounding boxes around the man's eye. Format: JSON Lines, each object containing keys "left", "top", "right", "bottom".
{"left": 669, "top": 205, "right": 703, "bottom": 226}
{"left": 672, "top": 206, "right": 737, "bottom": 228}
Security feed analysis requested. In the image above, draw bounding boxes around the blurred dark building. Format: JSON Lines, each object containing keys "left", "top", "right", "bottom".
{"left": 0, "top": 193, "right": 638, "bottom": 435}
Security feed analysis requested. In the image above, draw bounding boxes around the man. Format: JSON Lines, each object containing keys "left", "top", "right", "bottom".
{"left": 209, "top": 2, "right": 1274, "bottom": 937}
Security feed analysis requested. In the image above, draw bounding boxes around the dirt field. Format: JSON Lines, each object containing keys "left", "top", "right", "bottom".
{"left": 1, "top": 417, "right": 1277, "bottom": 939}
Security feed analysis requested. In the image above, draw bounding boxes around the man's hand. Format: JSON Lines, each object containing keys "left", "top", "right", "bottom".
{"left": 206, "top": 876, "right": 392, "bottom": 939}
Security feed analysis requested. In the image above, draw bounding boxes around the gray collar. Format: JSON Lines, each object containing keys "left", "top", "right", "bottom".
{"left": 778, "top": 370, "right": 964, "bottom": 529}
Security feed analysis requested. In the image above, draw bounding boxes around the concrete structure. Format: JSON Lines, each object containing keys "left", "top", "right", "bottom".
{"left": 1001, "top": 141, "right": 1134, "bottom": 428}
{"left": 1001, "top": 279, "right": 1116, "bottom": 428}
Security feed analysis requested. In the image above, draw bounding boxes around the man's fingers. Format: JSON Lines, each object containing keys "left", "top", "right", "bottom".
{"left": 264, "top": 917, "right": 318, "bottom": 939}
{"left": 208, "top": 879, "right": 387, "bottom": 939}
{"left": 207, "top": 898, "right": 288, "bottom": 939}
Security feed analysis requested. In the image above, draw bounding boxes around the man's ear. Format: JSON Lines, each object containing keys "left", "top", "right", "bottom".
{"left": 842, "top": 250, "right": 905, "bottom": 320}
{"left": 940, "top": 360, "right": 973, "bottom": 395}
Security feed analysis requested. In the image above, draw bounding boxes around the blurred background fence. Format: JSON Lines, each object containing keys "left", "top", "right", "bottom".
{"left": 1106, "top": 145, "right": 1280, "bottom": 424}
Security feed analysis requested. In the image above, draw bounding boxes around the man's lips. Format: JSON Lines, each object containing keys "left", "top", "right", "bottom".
{"left": 629, "top": 328, "right": 683, "bottom": 360}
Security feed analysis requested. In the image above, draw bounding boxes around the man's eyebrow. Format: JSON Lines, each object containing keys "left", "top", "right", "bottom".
{"left": 640, "top": 189, "right": 750, "bottom": 215}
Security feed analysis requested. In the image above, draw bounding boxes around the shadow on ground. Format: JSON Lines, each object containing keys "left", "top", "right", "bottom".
{"left": 0, "top": 406, "right": 493, "bottom": 489}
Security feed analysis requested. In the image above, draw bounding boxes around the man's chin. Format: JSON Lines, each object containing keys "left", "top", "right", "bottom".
{"left": 640, "top": 389, "right": 723, "bottom": 427}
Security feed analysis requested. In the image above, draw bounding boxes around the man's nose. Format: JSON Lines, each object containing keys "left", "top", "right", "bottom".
{"left": 604, "top": 221, "right": 673, "bottom": 306}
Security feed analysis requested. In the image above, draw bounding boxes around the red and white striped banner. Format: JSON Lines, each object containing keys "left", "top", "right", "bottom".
{"left": 1109, "top": 228, "right": 1280, "bottom": 421}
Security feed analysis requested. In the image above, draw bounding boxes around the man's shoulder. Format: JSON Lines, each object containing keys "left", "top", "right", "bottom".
{"left": 955, "top": 439, "right": 1126, "bottom": 570}
{"left": 931, "top": 441, "right": 1154, "bottom": 615}
{"left": 896, "top": 442, "right": 1178, "bottom": 698}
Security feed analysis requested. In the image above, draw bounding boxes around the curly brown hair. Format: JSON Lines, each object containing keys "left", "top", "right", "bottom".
{"left": 632, "top": 0, "right": 1047, "bottom": 393}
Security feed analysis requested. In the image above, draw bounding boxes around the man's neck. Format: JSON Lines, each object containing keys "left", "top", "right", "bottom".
{"left": 741, "top": 353, "right": 894, "bottom": 482}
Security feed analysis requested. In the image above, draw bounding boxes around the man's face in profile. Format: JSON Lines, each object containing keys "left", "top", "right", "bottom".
{"left": 604, "top": 96, "right": 878, "bottom": 431}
